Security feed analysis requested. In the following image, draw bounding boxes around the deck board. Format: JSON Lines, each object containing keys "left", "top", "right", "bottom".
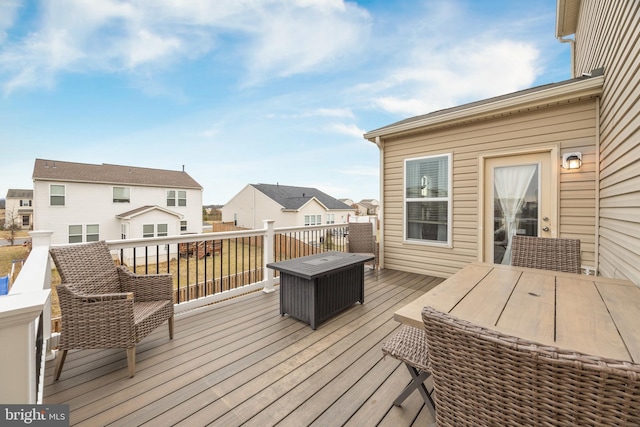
{"left": 44, "top": 268, "right": 443, "bottom": 427}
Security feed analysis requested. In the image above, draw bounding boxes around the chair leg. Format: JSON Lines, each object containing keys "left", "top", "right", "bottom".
{"left": 54, "top": 349, "right": 67, "bottom": 381}
{"left": 393, "top": 363, "right": 435, "bottom": 410}
{"left": 168, "top": 315, "right": 174, "bottom": 339}
{"left": 126, "top": 347, "right": 136, "bottom": 378}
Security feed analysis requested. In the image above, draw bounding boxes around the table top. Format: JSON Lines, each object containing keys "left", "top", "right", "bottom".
{"left": 395, "top": 262, "right": 640, "bottom": 363}
{"left": 266, "top": 251, "right": 374, "bottom": 280}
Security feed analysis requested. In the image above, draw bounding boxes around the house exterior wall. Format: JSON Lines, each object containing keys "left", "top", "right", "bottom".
{"left": 33, "top": 180, "right": 202, "bottom": 245}
{"left": 381, "top": 99, "right": 598, "bottom": 278}
{"left": 297, "top": 200, "right": 351, "bottom": 225}
{"left": 222, "top": 186, "right": 353, "bottom": 229}
{"left": 222, "top": 185, "right": 291, "bottom": 228}
{"left": 572, "top": 0, "right": 640, "bottom": 283}
{"left": 4, "top": 197, "right": 33, "bottom": 230}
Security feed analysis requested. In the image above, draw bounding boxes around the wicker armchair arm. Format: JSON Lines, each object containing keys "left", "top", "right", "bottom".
{"left": 117, "top": 266, "right": 174, "bottom": 302}
{"left": 57, "top": 283, "right": 136, "bottom": 349}
{"left": 76, "top": 292, "right": 133, "bottom": 303}
{"left": 61, "top": 281, "right": 133, "bottom": 302}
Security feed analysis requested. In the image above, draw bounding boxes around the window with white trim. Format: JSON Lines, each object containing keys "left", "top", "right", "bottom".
{"left": 405, "top": 154, "right": 451, "bottom": 245}
{"left": 157, "top": 224, "right": 168, "bottom": 237}
{"left": 167, "top": 190, "right": 187, "bottom": 207}
{"left": 180, "top": 220, "right": 187, "bottom": 232}
{"left": 86, "top": 224, "right": 99, "bottom": 242}
{"left": 69, "top": 225, "right": 82, "bottom": 243}
{"left": 304, "top": 215, "right": 322, "bottom": 226}
{"left": 113, "top": 187, "right": 130, "bottom": 203}
{"left": 326, "top": 214, "right": 335, "bottom": 224}
{"left": 50, "top": 185, "right": 65, "bottom": 206}
{"left": 143, "top": 224, "right": 155, "bottom": 238}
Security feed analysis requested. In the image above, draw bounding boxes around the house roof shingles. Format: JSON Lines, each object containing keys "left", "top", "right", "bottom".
{"left": 32, "top": 159, "right": 202, "bottom": 189}
{"left": 6, "top": 189, "right": 33, "bottom": 198}
{"left": 252, "top": 184, "right": 353, "bottom": 211}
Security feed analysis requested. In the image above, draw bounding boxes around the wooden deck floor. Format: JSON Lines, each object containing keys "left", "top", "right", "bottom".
{"left": 44, "top": 268, "right": 444, "bottom": 427}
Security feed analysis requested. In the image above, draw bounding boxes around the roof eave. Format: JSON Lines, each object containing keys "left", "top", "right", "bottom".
{"left": 555, "top": 0, "right": 580, "bottom": 38}
{"left": 364, "top": 75, "right": 603, "bottom": 141}
{"left": 32, "top": 177, "right": 202, "bottom": 190}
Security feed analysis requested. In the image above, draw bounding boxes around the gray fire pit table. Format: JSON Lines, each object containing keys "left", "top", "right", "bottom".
{"left": 267, "top": 251, "right": 374, "bottom": 329}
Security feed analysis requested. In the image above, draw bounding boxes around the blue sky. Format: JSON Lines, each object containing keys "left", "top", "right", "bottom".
{"left": 0, "top": 0, "right": 570, "bottom": 205}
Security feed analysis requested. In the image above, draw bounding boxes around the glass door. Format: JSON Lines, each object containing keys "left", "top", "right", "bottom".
{"left": 483, "top": 152, "right": 553, "bottom": 264}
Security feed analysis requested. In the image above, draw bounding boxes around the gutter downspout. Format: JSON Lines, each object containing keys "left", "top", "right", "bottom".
{"left": 375, "top": 136, "right": 384, "bottom": 269}
{"left": 558, "top": 35, "right": 576, "bottom": 78}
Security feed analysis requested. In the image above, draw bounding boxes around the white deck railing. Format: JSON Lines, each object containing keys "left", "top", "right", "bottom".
{"left": 0, "top": 231, "right": 53, "bottom": 404}
{"left": 0, "top": 221, "right": 351, "bottom": 403}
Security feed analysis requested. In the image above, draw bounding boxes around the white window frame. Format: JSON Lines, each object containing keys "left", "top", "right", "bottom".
{"left": 167, "top": 190, "right": 176, "bottom": 207}
{"left": 404, "top": 153, "right": 452, "bottom": 247}
{"left": 167, "top": 190, "right": 187, "bottom": 207}
{"left": 157, "top": 224, "right": 168, "bottom": 237}
{"left": 86, "top": 224, "right": 100, "bottom": 242}
{"left": 143, "top": 224, "right": 155, "bottom": 238}
{"left": 326, "top": 214, "right": 335, "bottom": 224}
{"left": 304, "top": 214, "right": 322, "bottom": 226}
{"left": 178, "top": 190, "right": 187, "bottom": 207}
{"left": 180, "top": 220, "right": 187, "bottom": 232}
{"left": 68, "top": 225, "right": 82, "bottom": 243}
{"left": 113, "top": 186, "right": 130, "bottom": 203}
{"left": 50, "top": 184, "right": 65, "bottom": 206}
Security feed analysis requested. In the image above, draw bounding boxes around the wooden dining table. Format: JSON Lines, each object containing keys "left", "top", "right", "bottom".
{"left": 394, "top": 261, "right": 640, "bottom": 363}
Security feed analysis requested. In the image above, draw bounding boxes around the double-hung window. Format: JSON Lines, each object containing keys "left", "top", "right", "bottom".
{"left": 69, "top": 224, "right": 100, "bottom": 243}
{"left": 167, "top": 190, "right": 187, "bottom": 207}
{"left": 86, "top": 224, "right": 100, "bottom": 242}
{"left": 68, "top": 225, "right": 83, "bottom": 243}
{"left": 143, "top": 224, "right": 168, "bottom": 237}
{"left": 50, "top": 185, "right": 65, "bottom": 206}
{"left": 113, "top": 187, "right": 130, "bottom": 203}
{"left": 143, "top": 224, "right": 155, "bottom": 238}
{"left": 326, "top": 214, "right": 335, "bottom": 224}
{"left": 404, "top": 154, "right": 452, "bottom": 245}
{"left": 157, "top": 224, "right": 168, "bottom": 237}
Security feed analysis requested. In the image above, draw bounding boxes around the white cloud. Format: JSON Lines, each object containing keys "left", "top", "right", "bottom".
{"left": 0, "top": 0, "right": 371, "bottom": 94}
{"left": 355, "top": 0, "right": 544, "bottom": 118}
{"left": 0, "top": 0, "right": 21, "bottom": 44}
{"left": 243, "top": 1, "right": 370, "bottom": 84}
{"left": 268, "top": 107, "right": 355, "bottom": 119}
{"left": 327, "top": 122, "right": 365, "bottom": 138}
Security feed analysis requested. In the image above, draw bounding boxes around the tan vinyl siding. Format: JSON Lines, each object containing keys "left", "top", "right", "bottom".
{"left": 574, "top": 0, "right": 640, "bottom": 283}
{"left": 382, "top": 99, "right": 597, "bottom": 278}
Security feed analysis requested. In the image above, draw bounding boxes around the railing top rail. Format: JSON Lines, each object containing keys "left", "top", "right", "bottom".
{"left": 0, "top": 231, "right": 51, "bottom": 323}
{"left": 273, "top": 223, "right": 349, "bottom": 234}
{"left": 102, "top": 229, "right": 269, "bottom": 250}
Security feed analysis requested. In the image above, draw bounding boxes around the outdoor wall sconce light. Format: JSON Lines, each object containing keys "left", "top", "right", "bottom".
{"left": 562, "top": 152, "right": 582, "bottom": 170}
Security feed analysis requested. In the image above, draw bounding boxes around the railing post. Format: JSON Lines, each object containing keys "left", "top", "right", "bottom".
{"left": 30, "top": 231, "right": 55, "bottom": 361}
{"left": 262, "top": 219, "right": 276, "bottom": 293}
{"left": 0, "top": 230, "right": 52, "bottom": 404}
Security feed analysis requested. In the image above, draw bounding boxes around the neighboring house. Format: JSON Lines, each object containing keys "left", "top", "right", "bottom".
{"left": 355, "top": 199, "right": 380, "bottom": 216}
{"left": 339, "top": 198, "right": 355, "bottom": 207}
{"left": 364, "top": 0, "right": 640, "bottom": 286}
{"left": 221, "top": 183, "right": 354, "bottom": 229}
{"left": 32, "top": 159, "right": 203, "bottom": 246}
{"left": 4, "top": 189, "right": 33, "bottom": 230}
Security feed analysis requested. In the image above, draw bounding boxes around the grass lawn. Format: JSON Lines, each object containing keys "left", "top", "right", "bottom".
{"left": 0, "top": 245, "right": 30, "bottom": 278}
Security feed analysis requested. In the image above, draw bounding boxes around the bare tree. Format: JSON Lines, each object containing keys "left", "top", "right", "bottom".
{"left": 2, "top": 207, "right": 21, "bottom": 246}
